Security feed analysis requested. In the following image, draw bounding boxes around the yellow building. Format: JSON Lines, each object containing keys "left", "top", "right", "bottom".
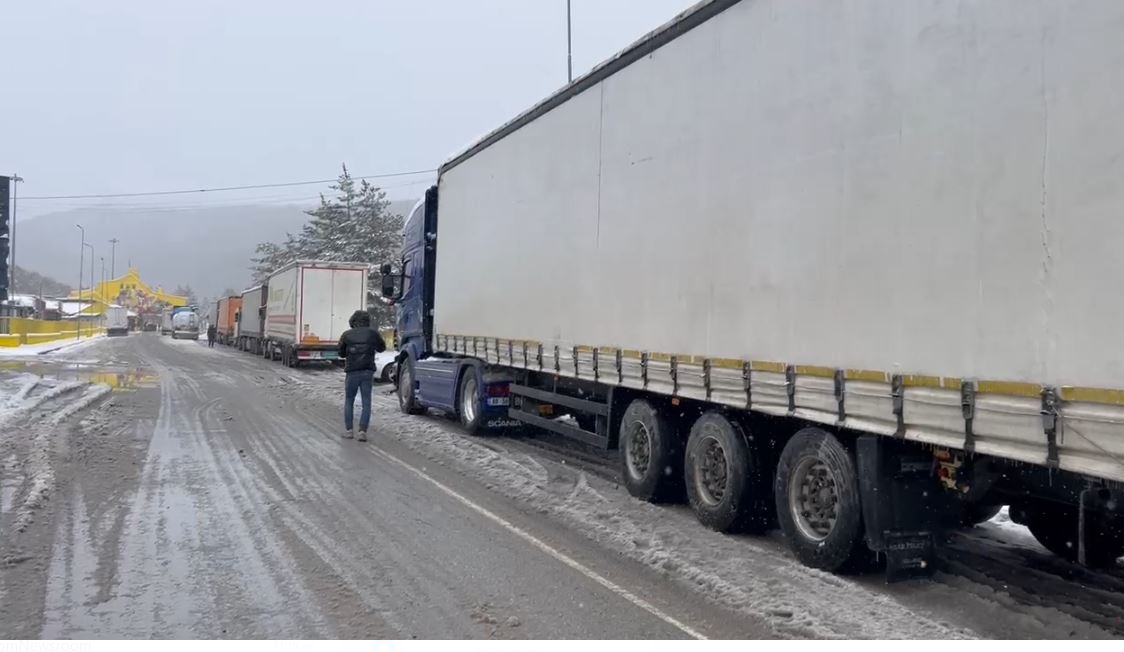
{"left": 68, "top": 268, "right": 188, "bottom": 316}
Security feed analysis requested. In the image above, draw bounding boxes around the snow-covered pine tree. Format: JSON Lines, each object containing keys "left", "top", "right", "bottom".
{"left": 249, "top": 163, "right": 405, "bottom": 326}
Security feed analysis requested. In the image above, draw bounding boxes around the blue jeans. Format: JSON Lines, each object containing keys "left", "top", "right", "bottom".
{"left": 344, "top": 370, "right": 374, "bottom": 431}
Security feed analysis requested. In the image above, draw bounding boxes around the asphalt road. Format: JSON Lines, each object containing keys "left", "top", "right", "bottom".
{"left": 0, "top": 333, "right": 764, "bottom": 639}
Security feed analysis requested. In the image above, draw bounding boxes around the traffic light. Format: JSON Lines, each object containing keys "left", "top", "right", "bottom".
{"left": 0, "top": 175, "right": 9, "bottom": 302}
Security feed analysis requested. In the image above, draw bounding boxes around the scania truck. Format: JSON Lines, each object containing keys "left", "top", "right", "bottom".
{"left": 382, "top": 0, "right": 1124, "bottom": 578}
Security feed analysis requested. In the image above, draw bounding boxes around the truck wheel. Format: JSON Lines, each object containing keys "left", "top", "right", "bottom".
{"left": 618, "top": 399, "right": 682, "bottom": 502}
{"left": 398, "top": 358, "right": 424, "bottom": 415}
{"left": 457, "top": 369, "right": 485, "bottom": 435}
{"left": 775, "top": 427, "right": 867, "bottom": 572}
{"left": 1025, "top": 503, "right": 1124, "bottom": 567}
{"left": 684, "top": 411, "right": 768, "bottom": 532}
{"left": 959, "top": 503, "right": 1002, "bottom": 528}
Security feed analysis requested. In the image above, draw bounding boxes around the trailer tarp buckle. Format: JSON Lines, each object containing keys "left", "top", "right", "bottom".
{"left": 892, "top": 374, "right": 905, "bottom": 439}
{"left": 834, "top": 368, "right": 846, "bottom": 425}
{"left": 1042, "top": 386, "right": 1060, "bottom": 468}
{"left": 961, "top": 380, "right": 976, "bottom": 454}
{"left": 785, "top": 364, "right": 796, "bottom": 415}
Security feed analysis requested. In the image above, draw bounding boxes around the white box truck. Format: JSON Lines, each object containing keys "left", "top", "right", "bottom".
{"left": 105, "top": 305, "right": 129, "bottom": 337}
{"left": 238, "top": 284, "right": 268, "bottom": 355}
{"left": 384, "top": 0, "right": 1124, "bottom": 578}
{"left": 264, "top": 260, "right": 369, "bottom": 367}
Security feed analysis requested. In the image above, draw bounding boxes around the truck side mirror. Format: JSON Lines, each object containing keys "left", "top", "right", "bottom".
{"left": 381, "top": 273, "right": 396, "bottom": 299}
{"left": 380, "top": 263, "right": 392, "bottom": 275}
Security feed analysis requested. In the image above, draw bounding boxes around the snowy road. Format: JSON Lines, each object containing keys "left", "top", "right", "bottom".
{"left": 1, "top": 333, "right": 1123, "bottom": 639}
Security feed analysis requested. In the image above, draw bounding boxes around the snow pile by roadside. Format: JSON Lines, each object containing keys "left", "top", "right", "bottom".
{"left": 291, "top": 373, "right": 974, "bottom": 639}
{"left": 0, "top": 372, "right": 112, "bottom": 534}
{"left": 0, "top": 334, "right": 106, "bottom": 358}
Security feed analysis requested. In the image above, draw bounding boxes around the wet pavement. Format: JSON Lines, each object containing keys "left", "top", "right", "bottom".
{"left": 0, "top": 333, "right": 760, "bottom": 639}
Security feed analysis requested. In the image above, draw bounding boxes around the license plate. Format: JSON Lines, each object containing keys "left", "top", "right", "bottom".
{"left": 486, "top": 397, "right": 510, "bottom": 406}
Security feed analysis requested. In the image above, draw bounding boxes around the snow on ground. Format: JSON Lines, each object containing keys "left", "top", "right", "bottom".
{"left": 0, "top": 334, "right": 106, "bottom": 358}
{"left": 287, "top": 369, "right": 976, "bottom": 639}
{"left": 0, "top": 365, "right": 113, "bottom": 535}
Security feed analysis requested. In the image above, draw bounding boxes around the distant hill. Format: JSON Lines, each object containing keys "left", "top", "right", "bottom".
{"left": 13, "top": 265, "right": 71, "bottom": 296}
{"left": 15, "top": 200, "right": 416, "bottom": 299}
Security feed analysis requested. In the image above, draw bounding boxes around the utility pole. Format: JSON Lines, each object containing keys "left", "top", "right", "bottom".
{"left": 566, "top": 0, "right": 573, "bottom": 83}
{"left": 9, "top": 174, "right": 21, "bottom": 295}
{"left": 100, "top": 257, "right": 105, "bottom": 303}
{"left": 109, "top": 238, "right": 119, "bottom": 279}
{"left": 76, "top": 224, "right": 85, "bottom": 340}
{"left": 84, "top": 243, "right": 94, "bottom": 315}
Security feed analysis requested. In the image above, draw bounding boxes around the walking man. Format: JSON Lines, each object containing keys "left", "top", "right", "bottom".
{"left": 338, "top": 310, "right": 386, "bottom": 442}
{"left": 206, "top": 323, "right": 217, "bottom": 348}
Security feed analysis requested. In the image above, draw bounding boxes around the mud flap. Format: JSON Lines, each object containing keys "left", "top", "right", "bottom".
{"left": 857, "top": 436, "right": 943, "bottom": 582}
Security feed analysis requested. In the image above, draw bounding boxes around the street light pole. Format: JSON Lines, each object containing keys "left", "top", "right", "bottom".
{"left": 100, "top": 257, "right": 105, "bottom": 304}
{"left": 566, "top": 0, "right": 573, "bottom": 83}
{"left": 83, "top": 243, "right": 94, "bottom": 337}
{"left": 76, "top": 224, "right": 84, "bottom": 340}
{"left": 9, "top": 174, "right": 22, "bottom": 295}
{"left": 109, "top": 238, "right": 119, "bottom": 279}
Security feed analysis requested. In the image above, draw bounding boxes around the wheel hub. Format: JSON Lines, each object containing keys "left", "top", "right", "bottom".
{"left": 462, "top": 375, "right": 478, "bottom": 423}
{"left": 625, "top": 422, "right": 652, "bottom": 479}
{"left": 694, "top": 428, "right": 728, "bottom": 506}
{"left": 790, "top": 458, "right": 839, "bottom": 541}
{"left": 399, "top": 365, "right": 413, "bottom": 402}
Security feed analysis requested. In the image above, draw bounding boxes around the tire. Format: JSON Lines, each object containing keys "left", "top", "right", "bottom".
{"left": 1025, "top": 502, "right": 1124, "bottom": 567}
{"left": 684, "top": 411, "right": 768, "bottom": 532}
{"left": 457, "top": 368, "right": 485, "bottom": 435}
{"left": 618, "top": 399, "right": 682, "bottom": 502}
{"left": 380, "top": 365, "right": 392, "bottom": 384}
{"left": 959, "top": 503, "right": 1003, "bottom": 528}
{"left": 775, "top": 427, "right": 868, "bottom": 572}
{"left": 397, "top": 358, "right": 424, "bottom": 415}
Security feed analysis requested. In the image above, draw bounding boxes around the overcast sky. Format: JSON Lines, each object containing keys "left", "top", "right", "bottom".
{"left": 3, "top": 0, "right": 696, "bottom": 218}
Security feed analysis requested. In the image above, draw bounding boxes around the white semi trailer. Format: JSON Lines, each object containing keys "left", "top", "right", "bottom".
{"left": 263, "top": 260, "right": 369, "bottom": 367}
{"left": 384, "top": 0, "right": 1124, "bottom": 578}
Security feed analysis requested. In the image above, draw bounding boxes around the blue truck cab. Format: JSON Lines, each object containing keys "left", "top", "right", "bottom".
{"left": 382, "top": 186, "right": 516, "bottom": 433}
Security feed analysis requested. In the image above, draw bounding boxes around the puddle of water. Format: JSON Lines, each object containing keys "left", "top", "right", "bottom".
{"left": 0, "top": 361, "right": 158, "bottom": 392}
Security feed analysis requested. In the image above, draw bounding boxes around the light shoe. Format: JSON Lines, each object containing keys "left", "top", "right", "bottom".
{"left": 343, "top": 430, "right": 354, "bottom": 439}
{"left": 357, "top": 431, "right": 368, "bottom": 442}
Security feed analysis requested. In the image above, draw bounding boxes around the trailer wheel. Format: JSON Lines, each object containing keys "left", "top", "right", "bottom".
{"left": 457, "top": 369, "right": 485, "bottom": 435}
{"left": 1025, "top": 502, "right": 1124, "bottom": 567}
{"left": 618, "top": 399, "right": 682, "bottom": 502}
{"left": 775, "top": 428, "right": 866, "bottom": 572}
{"left": 398, "top": 358, "right": 424, "bottom": 415}
{"left": 684, "top": 412, "right": 768, "bottom": 532}
{"left": 959, "top": 503, "right": 1002, "bottom": 528}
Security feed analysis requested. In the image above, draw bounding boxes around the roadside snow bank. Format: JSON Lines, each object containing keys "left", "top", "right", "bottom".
{"left": 0, "top": 334, "right": 106, "bottom": 358}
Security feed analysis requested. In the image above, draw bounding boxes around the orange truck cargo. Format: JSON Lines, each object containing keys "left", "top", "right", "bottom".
{"left": 215, "top": 296, "right": 242, "bottom": 345}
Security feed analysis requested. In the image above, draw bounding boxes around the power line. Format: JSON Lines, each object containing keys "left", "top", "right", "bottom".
{"left": 21, "top": 168, "right": 436, "bottom": 201}
{"left": 18, "top": 177, "right": 435, "bottom": 213}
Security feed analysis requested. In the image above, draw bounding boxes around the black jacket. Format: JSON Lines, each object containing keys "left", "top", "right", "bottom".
{"left": 337, "top": 327, "right": 386, "bottom": 373}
